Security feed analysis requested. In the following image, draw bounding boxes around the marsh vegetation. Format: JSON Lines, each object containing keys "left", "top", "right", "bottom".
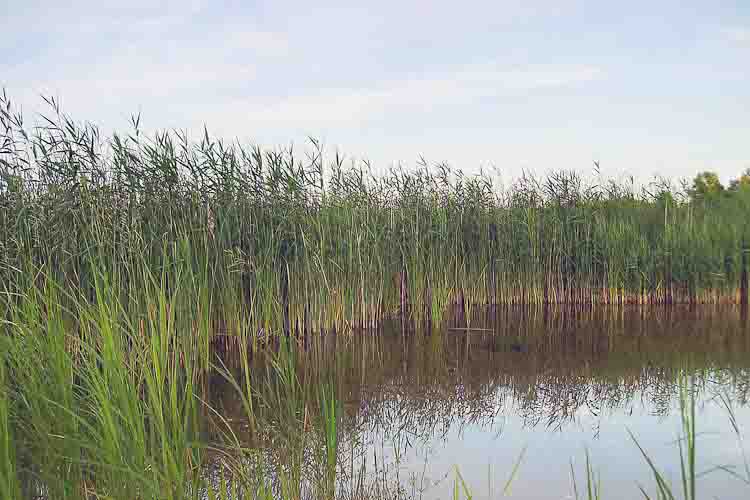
{"left": 1, "top": 92, "right": 750, "bottom": 499}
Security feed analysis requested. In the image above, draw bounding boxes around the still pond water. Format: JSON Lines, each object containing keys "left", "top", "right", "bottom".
{"left": 209, "top": 306, "right": 750, "bottom": 499}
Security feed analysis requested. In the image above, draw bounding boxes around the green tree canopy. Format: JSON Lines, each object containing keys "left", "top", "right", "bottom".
{"left": 729, "top": 168, "right": 750, "bottom": 191}
{"left": 689, "top": 171, "right": 724, "bottom": 200}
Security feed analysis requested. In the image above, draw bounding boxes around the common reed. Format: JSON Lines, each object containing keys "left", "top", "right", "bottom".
{"left": 2, "top": 91, "right": 749, "bottom": 345}
{"left": 2, "top": 90, "right": 750, "bottom": 498}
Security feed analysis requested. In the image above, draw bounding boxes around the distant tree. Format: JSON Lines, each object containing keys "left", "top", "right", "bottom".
{"left": 689, "top": 171, "right": 724, "bottom": 200}
{"left": 728, "top": 168, "right": 750, "bottom": 191}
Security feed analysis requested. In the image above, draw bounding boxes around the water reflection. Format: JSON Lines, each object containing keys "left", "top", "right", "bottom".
{"left": 206, "top": 306, "right": 750, "bottom": 499}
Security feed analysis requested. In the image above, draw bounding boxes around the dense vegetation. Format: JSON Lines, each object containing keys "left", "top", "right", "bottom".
{"left": 2, "top": 92, "right": 749, "bottom": 342}
{"left": 2, "top": 91, "right": 750, "bottom": 498}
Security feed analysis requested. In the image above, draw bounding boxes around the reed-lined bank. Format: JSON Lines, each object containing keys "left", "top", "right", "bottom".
{"left": 2, "top": 294, "right": 750, "bottom": 499}
{"left": 2, "top": 92, "right": 750, "bottom": 342}
{"left": 2, "top": 91, "right": 750, "bottom": 498}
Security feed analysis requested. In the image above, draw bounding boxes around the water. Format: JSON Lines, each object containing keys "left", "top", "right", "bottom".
{"left": 208, "top": 306, "right": 750, "bottom": 499}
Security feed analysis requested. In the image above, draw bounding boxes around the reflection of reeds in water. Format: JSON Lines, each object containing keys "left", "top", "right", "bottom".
{"left": 3, "top": 285, "right": 750, "bottom": 498}
{"left": 200, "top": 307, "right": 750, "bottom": 499}
{"left": 209, "top": 306, "right": 750, "bottom": 448}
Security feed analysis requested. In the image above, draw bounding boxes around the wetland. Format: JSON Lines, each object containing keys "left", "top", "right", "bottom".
{"left": 2, "top": 92, "right": 750, "bottom": 499}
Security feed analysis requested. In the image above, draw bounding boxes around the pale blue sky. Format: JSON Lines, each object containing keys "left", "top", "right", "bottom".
{"left": 2, "top": 1, "right": 749, "bottom": 184}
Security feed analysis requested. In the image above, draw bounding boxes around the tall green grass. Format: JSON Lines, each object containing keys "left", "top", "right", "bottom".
{"left": 2, "top": 91, "right": 750, "bottom": 348}
{"left": 0, "top": 352, "right": 21, "bottom": 500}
{"left": 0, "top": 264, "right": 364, "bottom": 499}
{"left": 2, "top": 90, "right": 750, "bottom": 498}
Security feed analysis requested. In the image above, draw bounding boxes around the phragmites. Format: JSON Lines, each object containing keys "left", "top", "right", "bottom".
{"left": 1, "top": 89, "right": 749, "bottom": 340}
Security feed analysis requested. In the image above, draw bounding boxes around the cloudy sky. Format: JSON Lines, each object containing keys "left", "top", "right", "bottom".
{"left": 2, "top": 1, "right": 749, "bottom": 184}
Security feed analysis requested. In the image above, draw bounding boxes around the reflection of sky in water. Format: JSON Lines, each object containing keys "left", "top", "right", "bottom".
{"left": 209, "top": 307, "right": 750, "bottom": 498}
{"left": 360, "top": 381, "right": 750, "bottom": 499}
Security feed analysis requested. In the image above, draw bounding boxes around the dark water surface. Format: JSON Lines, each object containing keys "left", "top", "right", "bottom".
{"left": 208, "top": 306, "right": 750, "bottom": 499}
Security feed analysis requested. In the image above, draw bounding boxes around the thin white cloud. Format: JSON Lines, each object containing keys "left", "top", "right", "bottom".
{"left": 3, "top": 10, "right": 288, "bottom": 126}
{"left": 5, "top": 58, "right": 603, "bottom": 135}
{"left": 241, "top": 64, "right": 604, "bottom": 126}
{"left": 723, "top": 27, "right": 750, "bottom": 45}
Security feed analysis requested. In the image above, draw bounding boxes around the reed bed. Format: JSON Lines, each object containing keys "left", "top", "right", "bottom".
{"left": 2, "top": 91, "right": 750, "bottom": 498}
{"left": 2, "top": 91, "right": 750, "bottom": 346}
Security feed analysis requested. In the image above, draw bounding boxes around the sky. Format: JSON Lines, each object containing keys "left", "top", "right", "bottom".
{"left": 2, "top": 0, "right": 749, "bottom": 185}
